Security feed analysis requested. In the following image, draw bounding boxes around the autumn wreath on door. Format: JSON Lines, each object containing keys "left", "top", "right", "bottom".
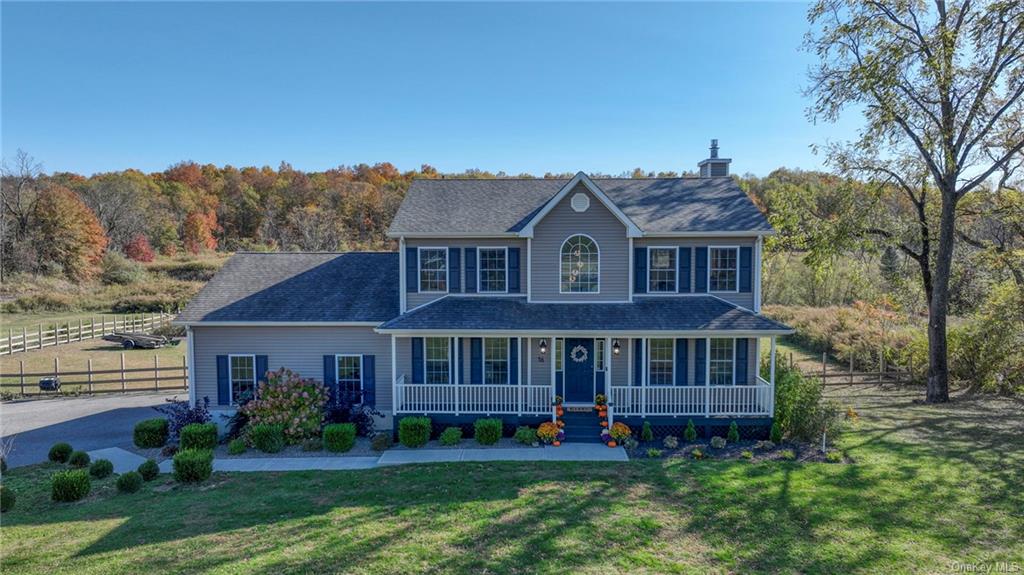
{"left": 569, "top": 344, "right": 588, "bottom": 363}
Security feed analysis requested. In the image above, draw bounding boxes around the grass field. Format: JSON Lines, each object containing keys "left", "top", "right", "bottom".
{"left": 1, "top": 381, "right": 1021, "bottom": 574}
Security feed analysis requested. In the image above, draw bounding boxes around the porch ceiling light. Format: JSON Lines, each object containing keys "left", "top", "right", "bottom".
{"left": 538, "top": 339, "right": 548, "bottom": 354}
{"left": 612, "top": 340, "right": 621, "bottom": 355}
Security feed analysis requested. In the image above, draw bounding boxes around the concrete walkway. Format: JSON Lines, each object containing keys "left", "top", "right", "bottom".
{"left": 87, "top": 447, "right": 148, "bottom": 473}
{"left": 152, "top": 443, "right": 627, "bottom": 473}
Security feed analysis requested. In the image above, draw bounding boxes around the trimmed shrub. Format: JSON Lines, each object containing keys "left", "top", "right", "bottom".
{"left": 180, "top": 423, "right": 218, "bottom": 450}
{"left": 641, "top": 421, "right": 654, "bottom": 442}
{"left": 770, "top": 421, "right": 783, "bottom": 443}
{"left": 173, "top": 449, "right": 213, "bottom": 483}
{"left": 741, "top": 450, "right": 754, "bottom": 459}
{"left": 710, "top": 436, "right": 726, "bottom": 449}
{"left": 779, "top": 449, "right": 797, "bottom": 461}
{"left": 683, "top": 420, "right": 698, "bottom": 442}
{"left": 646, "top": 448, "right": 663, "bottom": 458}
{"left": 513, "top": 426, "right": 537, "bottom": 445}
{"left": 474, "top": 418, "right": 502, "bottom": 446}
{"left": 154, "top": 397, "right": 211, "bottom": 440}
{"left": 89, "top": 459, "right": 114, "bottom": 479}
{"left": 371, "top": 433, "right": 393, "bottom": 451}
{"left": 227, "top": 438, "right": 247, "bottom": 455}
{"left": 727, "top": 421, "right": 740, "bottom": 443}
{"left": 116, "top": 471, "right": 144, "bottom": 493}
{"left": 137, "top": 459, "right": 160, "bottom": 481}
{"left": 48, "top": 442, "right": 73, "bottom": 463}
{"left": 323, "top": 423, "right": 357, "bottom": 453}
{"left": 439, "top": 427, "right": 463, "bottom": 446}
{"left": 241, "top": 368, "right": 329, "bottom": 444}
{"left": 398, "top": 417, "right": 431, "bottom": 448}
{"left": 0, "top": 485, "right": 14, "bottom": 513}
{"left": 133, "top": 418, "right": 169, "bottom": 448}
{"left": 663, "top": 435, "right": 679, "bottom": 449}
{"left": 690, "top": 447, "right": 704, "bottom": 460}
{"left": 51, "top": 469, "right": 91, "bottom": 502}
{"left": 68, "top": 450, "right": 91, "bottom": 468}
{"left": 250, "top": 424, "right": 285, "bottom": 453}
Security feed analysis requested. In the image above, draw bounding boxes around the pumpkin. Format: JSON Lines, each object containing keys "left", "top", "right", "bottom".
{"left": 608, "top": 441, "right": 617, "bottom": 448}
{"left": 553, "top": 441, "right": 561, "bottom": 447}
{"left": 599, "top": 411, "right": 607, "bottom": 418}
{"left": 600, "top": 420, "right": 608, "bottom": 427}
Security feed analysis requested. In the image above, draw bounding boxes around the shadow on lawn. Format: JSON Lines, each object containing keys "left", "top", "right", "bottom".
{"left": 4, "top": 386, "right": 1022, "bottom": 574}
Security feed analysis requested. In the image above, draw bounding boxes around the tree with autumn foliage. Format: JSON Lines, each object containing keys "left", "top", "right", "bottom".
{"left": 123, "top": 234, "right": 156, "bottom": 262}
{"left": 32, "top": 185, "right": 108, "bottom": 280}
{"left": 182, "top": 210, "right": 218, "bottom": 254}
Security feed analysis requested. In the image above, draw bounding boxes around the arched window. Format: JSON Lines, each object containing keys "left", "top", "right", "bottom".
{"left": 560, "top": 235, "right": 599, "bottom": 293}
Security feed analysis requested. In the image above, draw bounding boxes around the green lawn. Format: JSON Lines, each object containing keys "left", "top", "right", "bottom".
{"left": 1, "top": 384, "right": 1021, "bottom": 574}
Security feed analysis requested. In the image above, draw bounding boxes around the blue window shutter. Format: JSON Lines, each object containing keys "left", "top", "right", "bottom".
{"left": 323, "top": 355, "right": 337, "bottom": 403}
{"left": 509, "top": 338, "right": 518, "bottom": 384}
{"left": 735, "top": 338, "right": 748, "bottom": 385}
{"left": 362, "top": 354, "right": 376, "bottom": 406}
{"left": 470, "top": 338, "right": 482, "bottom": 384}
{"left": 255, "top": 355, "right": 268, "bottom": 397}
{"left": 449, "top": 248, "right": 461, "bottom": 292}
{"left": 679, "top": 247, "right": 692, "bottom": 293}
{"left": 675, "top": 339, "right": 688, "bottom": 386}
{"left": 739, "top": 247, "right": 752, "bottom": 292}
{"left": 465, "top": 248, "right": 477, "bottom": 293}
{"left": 216, "top": 355, "right": 229, "bottom": 405}
{"left": 411, "top": 338, "right": 424, "bottom": 384}
{"left": 695, "top": 340, "right": 707, "bottom": 385}
{"left": 633, "top": 339, "right": 643, "bottom": 385}
{"left": 555, "top": 371, "right": 564, "bottom": 398}
{"left": 457, "top": 337, "right": 465, "bottom": 384}
{"left": 406, "top": 248, "right": 418, "bottom": 293}
{"left": 633, "top": 247, "right": 647, "bottom": 294}
{"left": 695, "top": 247, "right": 708, "bottom": 293}
{"left": 508, "top": 248, "right": 521, "bottom": 293}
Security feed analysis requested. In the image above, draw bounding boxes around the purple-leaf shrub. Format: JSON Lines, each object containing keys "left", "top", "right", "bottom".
{"left": 154, "top": 396, "right": 212, "bottom": 439}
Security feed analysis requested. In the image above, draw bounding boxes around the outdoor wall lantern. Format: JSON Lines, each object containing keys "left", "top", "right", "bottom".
{"left": 612, "top": 340, "right": 621, "bottom": 355}
{"left": 538, "top": 339, "right": 548, "bottom": 354}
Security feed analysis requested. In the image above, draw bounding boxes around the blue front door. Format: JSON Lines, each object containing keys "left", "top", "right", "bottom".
{"left": 564, "top": 338, "right": 594, "bottom": 403}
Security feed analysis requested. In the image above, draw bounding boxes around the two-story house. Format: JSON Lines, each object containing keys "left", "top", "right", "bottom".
{"left": 176, "top": 142, "right": 793, "bottom": 440}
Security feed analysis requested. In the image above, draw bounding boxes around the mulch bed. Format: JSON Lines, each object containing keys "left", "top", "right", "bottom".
{"left": 624, "top": 439, "right": 850, "bottom": 463}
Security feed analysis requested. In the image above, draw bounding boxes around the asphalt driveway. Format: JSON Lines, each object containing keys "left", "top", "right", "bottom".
{"left": 0, "top": 391, "right": 186, "bottom": 468}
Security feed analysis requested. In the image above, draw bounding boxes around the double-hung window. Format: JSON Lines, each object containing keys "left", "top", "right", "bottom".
{"left": 336, "top": 355, "right": 363, "bottom": 403}
{"left": 709, "top": 247, "right": 738, "bottom": 292}
{"left": 419, "top": 248, "right": 448, "bottom": 292}
{"left": 647, "top": 339, "right": 674, "bottom": 385}
{"left": 483, "top": 338, "right": 509, "bottom": 385}
{"left": 709, "top": 338, "right": 735, "bottom": 385}
{"left": 229, "top": 354, "right": 256, "bottom": 404}
{"left": 425, "top": 337, "right": 450, "bottom": 384}
{"left": 648, "top": 248, "right": 677, "bottom": 292}
{"left": 478, "top": 248, "right": 507, "bottom": 292}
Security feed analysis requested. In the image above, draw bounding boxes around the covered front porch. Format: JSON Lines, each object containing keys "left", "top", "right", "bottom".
{"left": 388, "top": 334, "right": 782, "bottom": 419}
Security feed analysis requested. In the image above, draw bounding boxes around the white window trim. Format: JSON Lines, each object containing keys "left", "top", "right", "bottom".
{"left": 477, "top": 246, "right": 509, "bottom": 294}
{"left": 646, "top": 338, "right": 674, "bottom": 386}
{"left": 708, "top": 337, "right": 737, "bottom": 386}
{"left": 228, "top": 353, "right": 256, "bottom": 405}
{"left": 647, "top": 246, "right": 679, "bottom": 293}
{"left": 595, "top": 339, "right": 606, "bottom": 371}
{"left": 708, "top": 245, "right": 741, "bottom": 294}
{"left": 423, "top": 336, "right": 451, "bottom": 385}
{"left": 335, "top": 353, "right": 364, "bottom": 404}
{"left": 558, "top": 233, "right": 601, "bottom": 295}
{"left": 418, "top": 246, "right": 449, "bottom": 294}
{"left": 481, "top": 336, "right": 511, "bottom": 385}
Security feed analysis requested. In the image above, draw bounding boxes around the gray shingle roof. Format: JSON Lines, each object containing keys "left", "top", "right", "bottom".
{"left": 377, "top": 296, "right": 792, "bottom": 333}
{"left": 176, "top": 252, "right": 399, "bottom": 323}
{"left": 387, "top": 177, "right": 771, "bottom": 235}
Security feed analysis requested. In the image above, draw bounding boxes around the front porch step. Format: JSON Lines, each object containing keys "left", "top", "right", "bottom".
{"left": 558, "top": 409, "right": 606, "bottom": 444}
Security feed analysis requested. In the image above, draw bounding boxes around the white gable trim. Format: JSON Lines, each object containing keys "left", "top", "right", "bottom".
{"left": 517, "top": 172, "right": 643, "bottom": 239}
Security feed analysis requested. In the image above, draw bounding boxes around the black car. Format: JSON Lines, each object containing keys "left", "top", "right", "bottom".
{"left": 39, "top": 377, "right": 60, "bottom": 391}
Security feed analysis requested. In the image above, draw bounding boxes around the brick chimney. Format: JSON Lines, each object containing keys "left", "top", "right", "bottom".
{"left": 698, "top": 139, "right": 731, "bottom": 177}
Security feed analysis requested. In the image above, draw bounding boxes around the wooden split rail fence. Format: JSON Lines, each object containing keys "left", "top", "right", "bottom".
{"left": 1, "top": 354, "right": 189, "bottom": 397}
{"left": 793, "top": 351, "right": 914, "bottom": 386}
{"left": 0, "top": 312, "right": 176, "bottom": 355}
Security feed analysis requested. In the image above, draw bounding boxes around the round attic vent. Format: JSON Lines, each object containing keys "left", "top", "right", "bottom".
{"left": 571, "top": 192, "right": 590, "bottom": 213}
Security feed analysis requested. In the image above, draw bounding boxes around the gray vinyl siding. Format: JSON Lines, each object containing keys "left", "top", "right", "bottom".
{"left": 192, "top": 326, "right": 394, "bottom": 427}
{"left": 531, "top": 183, "right": 630, "bottom": 302}
{"left": 406, "top": 238, "right": 528, "bottom": 310}
{"left": 635, "top": 237, "right": 757, "bottom": 309}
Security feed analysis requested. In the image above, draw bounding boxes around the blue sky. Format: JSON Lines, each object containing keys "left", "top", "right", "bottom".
{"left": 2, "top": 2, "right": 859, "bottom": 176}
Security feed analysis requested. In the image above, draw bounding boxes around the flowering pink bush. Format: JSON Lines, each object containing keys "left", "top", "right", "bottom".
{"left": 240, "top": 368, "right": 328, "bottom": 444}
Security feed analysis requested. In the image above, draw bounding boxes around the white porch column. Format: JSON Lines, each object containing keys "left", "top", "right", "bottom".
{"left": 704, "top": 336, "right": 711, "bottom": 416}
{"left": 454, "top": 337, "right": 460, "bottom": 416}
{"left": 605, "top": 336, "right": 612, "bottom": 393}
{"left": 640, "top": 337, "right": 647, "bottom": 417}
{"left": 517, "top": 336, "right": 523, "bottom": 416}
{"left": 390, "top": 335, "right": 397, "bottom": 416}
{"left": 769, "top": 336, "right": 777, "bottom": 415}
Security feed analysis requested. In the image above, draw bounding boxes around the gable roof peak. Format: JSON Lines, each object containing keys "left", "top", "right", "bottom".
{"left": 516, "top": 171, "right": 642, "bottom": 238}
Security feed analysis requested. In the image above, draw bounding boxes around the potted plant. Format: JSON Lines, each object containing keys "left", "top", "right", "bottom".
{"left": 600, "top": 429, "right": 617, "bottom": 447}
{"left": 552, "top": 395, "right": 563, "bottom": 406}
{"left": 553, "top": 430, "right": 565, "bottom": 447}
{"left": 537, "top": 421, "right": 559, "bottom": 446}
{"left": 594, "top": 394, "right": 607, "bottom": 408}
{"left": 609, "top": 422, "right": 632, "bottom": 444}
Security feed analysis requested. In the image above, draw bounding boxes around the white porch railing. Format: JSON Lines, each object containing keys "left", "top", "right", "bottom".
{"left": 610, "top": 383, "right": 773, "bottom": 417}
{"left": 395, "top": 381, "right": 551, "bottom": 415}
